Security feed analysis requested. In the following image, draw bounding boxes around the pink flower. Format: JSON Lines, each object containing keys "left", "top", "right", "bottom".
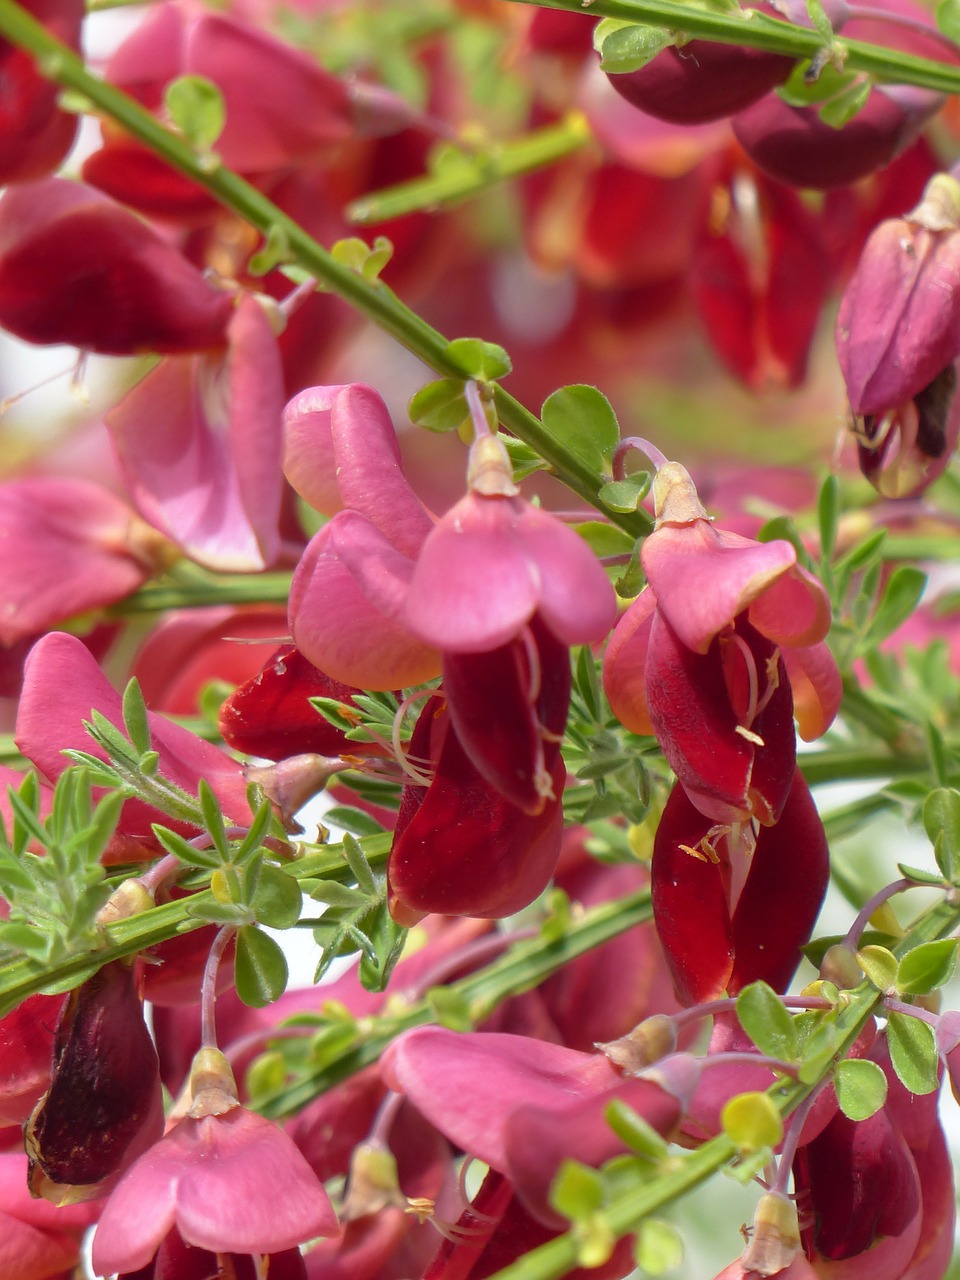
{"left": 0, "top": 179, "right": 233, "bottom": 354}
{"left": 15, "top": 632, "right": 251, "bottom": 853}
{"left": 107, "top": 294, "right": 285, "bottom": 572}
{"left": 0, "top": 477, "right": 175, "bottom": 645}
{"left": 604, "top": 461, "right": 839, "bottom": 825}
{"left": 0, "top": 1151, "right": 96, "bottom": 1280}
{"left": 92, "top": 1094, "right": 338, "bottom": 1275}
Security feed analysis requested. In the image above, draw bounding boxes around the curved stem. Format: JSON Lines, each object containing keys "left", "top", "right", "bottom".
{"left": 841, "top": 875, "right": 918, "bottom": 950}
{"left": 200, "top": 925, "right": 236, "bottom": 1048}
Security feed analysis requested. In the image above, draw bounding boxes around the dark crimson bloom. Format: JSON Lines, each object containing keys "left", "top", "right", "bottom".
{"left": 381, "top": 1027, "right": 683, "bottom": 1227}
{"left": 691, "top": 164, "right": 831, "bottom": 390}
{"left": 604, "top": 461, "right": 838, "bottom": 826}
{"left": 24, "top": 960, "right": 164, "bottom": 1203}
{"left": 387, "top": 695, "right": 565, "bottom": 923}
{"left": 0, "top": 0, "right": 84, "bottom": 185}
{"left": 837, "top": 171, "right": 960, "bottom": 496}
{"left": 651, "top": 769, "right": 829, "bottom": 1004}
{"left": 605, "top": 14, "right": 794, "bottom": 126}
{"left": 732, "top": 83, "right": 942, "bottom": 191}
{"left": 219, "top": 643, "right": 382, "bottom": 762}
{"left": 0, "top": 178, "right": 233, "bottom": 354}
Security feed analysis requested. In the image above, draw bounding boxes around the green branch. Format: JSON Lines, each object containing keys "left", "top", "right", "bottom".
{"left": 485, "top": 893, "right": 960, "bottom": 1280}
{"left": 0, "top": 0, "right": 645, "bottom": 533}
{"left": 507, "top": 0, "right": 960, "bottom": 93}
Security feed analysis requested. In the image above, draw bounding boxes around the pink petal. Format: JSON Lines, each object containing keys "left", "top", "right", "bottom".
{"left": 0, "top": 178, "right": 232, "bottom": 354}
{"left": 405, "top": 495, "right": 540, "bottom": 652}
{"left": 746, "top": 562, "right": 832, "bottom": 648}
{"left": 108, "top": 296, "right": 283, "bottom": 572}
{"left": 289, "top": 518, "right": 440, "bottom": 689}
{"left": 173, "top": 1110, "right": 338, "bottom": 1253}
{"left": 185, "top": 14, "right": 352, "bottom": 171}
{"left": 15, "top": 632, "right": 250, "bottom": 829}
{"left": 0, "top": 478, "right": 152, "bottom": 645}
{"left": 642, "top": 520, "right": 798, "bottom": 653}
{"left": 514, "top": 505, "right": 617, "bottom": 644}
{"left": 283, "top": 383, "right": 433, "bottom": 557}
{"left": 602, "top": 589, "right": 657, "bottom": 735}
{"left": 781, "top": 641, "right": 842, "bottom": 740}
{"left": 380, "top": 1028, "right": 619, "bottom": 1173}
{"left": 91, "top": 1136, "right": 181, "bottom": 1275}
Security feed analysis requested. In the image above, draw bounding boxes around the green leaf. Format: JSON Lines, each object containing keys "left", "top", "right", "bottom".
{"left": 358, "top": 902, "right": 406, "bottom": 992}
{"left": 198, "top": 779, "right": 229, "bottom": 860}
{"left": 426, "top": 985, "right": 474, "bottom": 1031}
{"left": 937, "top": 0, "right": 960, "bottom": 41}
{"left": 248, "top": 224, "right": 293, "bottom": 277}
{"left": 409, "top": 378, "right": 470, "bottom": 433}
{"left": 720, "top": 1092, "right": 782, "bottom": 1152}
{"left": 598, "top": 472, "right": 651, "bottom": 514}
{"left": 573, "top": 521, "right": 636, "bottom": 559}
{"left": 549, "top": 1160, "right": 605, "bottom": 1220}
{"left": 818, "top": 474, "right": 840, "bottom": 562}
{"left": 250, "top": 865, "right": 303, "bottom": 930}
{"left": 805, "top": 0, "right": 836, "bottom": 38}
{"left": 444, "top": 337, "right": 512, "bottom": 382}
{"left": 235, "top": 925, "right": 289, "bottom": 1008}
{"left": 342, "top": 834, "right": 376, "bottom": 896}
{"left": 634, "top": 1219, "right": 684, "bottom": 1275}
{"left": 596, "top": 21, "right": 673, "bottom": 72}
{"left": 863, "top": 566, "right": 927, "bottom": 647}
{"left": 857, "top": 944, "right": 898, "bottom": 991}
{"left": 330, "top": 235, "right": 394, "bottom": 282}
{"left": 308, "top": 881, "right": 370, "bottom": 908}
{"left": 121, "top": 678, "right": 152, "bottom": 754}
{"left": 322, "top": 806, "right": 386, "bottom": 837}
{"left": 152, "top": 825, "right": 221, "bottom": 870}
{"left": 541, "top": 385, "right": 620, "bottom": 476}
{"left": 736, "top": 981, "right": 799, "bottom": 1061}
{"left": 923, "top": 787, "right": 960, "bottom": 881}
{"left": 897, "top": 863, "right": 947, "bottom": 888}
{"left": 164, "top": 74, "right": 226, "bottom": 151}
{"left": 896, "top": 939, "right": 959, "bottom": 995}
{"left": 886, "top": 1010, "right": 940, "bottom": 1094}
{"left": 819, "top": 79, "right": 871, "bottom": 129}
{"left": 834, "top": 1058, "right": 888, "bottom": 1121}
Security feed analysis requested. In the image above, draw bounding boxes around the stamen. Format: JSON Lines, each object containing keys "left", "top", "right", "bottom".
{"left": 391, "top": 690, "right": 438, "bottom": 788}
{"left": 725, "top": 630, "right": 759, "bottom": 730}
{"left": 0, "top": 352, "right": 88, "bottom": 415}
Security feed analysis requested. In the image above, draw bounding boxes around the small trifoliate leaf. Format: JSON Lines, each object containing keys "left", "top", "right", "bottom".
{"left": 550, "top": 1160, "right": 605, "bottom": 1220}
{"left": 598, "top": 472, "right": 652, "bottom": 514}
{"left": 923, "top": 787, "right": 960, "bottom": 882}
{"left": 164, "top": 75, "right": 226, "bottom": 151}
{"left": 863, "top": 566, "right": 927, "bottom": 647}
{"left": 330, "top": 235, "right": 394, "bottom": 281}
{"left": 720, "top": 1092, "right": 782, "bottom": 1152}
{"left": 541, "top": 385, "right": 620, "bottom": 476}
{"left": 736, "top": 981, "right": 799, "bottom": 1061}
{"left": 938, "top": 0, "right": 960, "bottom": 41}
{"left": 250, "top": 865, "right": 303, "bottom": 930}
{"left": 597, "top": 21, "right": 673, "bottom": 72}
{"left": 408, "top": 378, "right": 470, "bottom": 433}
{"left": 819, "top": 80, "right": 871, "bottom": 129}
{"left": 886, "top": 1010, "right": 940, "bottom": 1095}
{"left": 426, "top": 985, "right": 474, "bottom": 1032}
{"left": 634, "top": 1219, "right": 684, "bottom": 1275}
{"left": 896, "top": 939, "right": 959, "bottom": 995}
{"left": 235, "top": 925, "right": 289, "bottom": 1008}
{"left": 856, "top": 944, "right": 898, "bottom": 991}
{"left": 834, "top": 1058, "right": 888, "bottom": 1121}
{"left": 444, "top": 337, "right": 512, "bottom": 381}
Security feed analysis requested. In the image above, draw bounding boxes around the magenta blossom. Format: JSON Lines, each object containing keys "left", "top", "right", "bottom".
{"left": 0, "top": 477, "right": 176, "bottom": 646}
{"left": 604, "top": 460, "right": 839, "bottom": 825}
{"left": 107, "top": 293, "right": 285, "bottom": 572}
{"left": 92, "top": 1049, "right": 338, "bottom": 1276}
{"left": 15, "top": 632, "right": 250, "bottom": 855}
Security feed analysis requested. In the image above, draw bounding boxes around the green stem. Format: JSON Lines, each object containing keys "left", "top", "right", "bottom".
{"left": 485, "top": 892, "right": 960, "bottom": 1280}
{"left": 347, "top": 113, "right": 593, "bottom": 224}
{"left": 507, "top": 0, "right": 960, "bottom": 92}
{"left": 0, "top": 0, "right": 644, "bottom": 533}
{"left": 256, "top": 886, "right": 653, "bottom": 1116}
{"left": 108, "top": 571, "right": 294, "bottom": 615}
